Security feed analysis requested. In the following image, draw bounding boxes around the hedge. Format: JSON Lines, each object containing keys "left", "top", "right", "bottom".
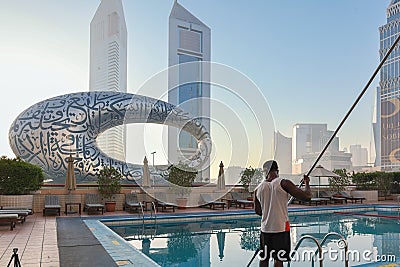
{"left": 0, "top": 156, "right": 44, "bottom": 195}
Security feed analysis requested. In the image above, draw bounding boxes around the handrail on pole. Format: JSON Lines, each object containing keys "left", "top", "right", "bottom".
{"left": 288, "top": 235, "right": 324, "bottom": 267}
{"left": 151, "top": 201, "right": 157, "bottom": 226}
{"left": 139, "top": 202, "right": 145, "bottom": 225}
{"left": 315, "top": 232, "right": 348, "bottom": 267}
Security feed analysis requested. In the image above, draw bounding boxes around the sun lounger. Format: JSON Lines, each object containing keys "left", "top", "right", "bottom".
{"left": 124, "top": 193, "right": 143, "bottom": 213}
{"left": 335, "top": 192, "right": 365, "bottom": 204}
{"left": 0, "top": 206, "right": 33, "bottom": 215}
{"left": 320, "top": 191, "right": 347, "bottom": 204}
{"left": 43, "top": 195, "right": 61, "bottom": 216}
{"left": 0, "top": 214, "right": 18, "bottom": 230}
{"left": 307, "top": 197, "right": 330, "bottom": 206}
{"left": 0, "top": 195, "right": 34, "bottom": 214}
{"left": 84, "top": 193, "right": 104, "bottom": 214}
{"left": 291, "top": 197, "right": 329, "bottom": 206}
{"left": 230, "top": 192, "right": 254, "bottom": 209}
{"left": 154, "top": 192, "right": 177, "bottom": 212}
{"left": 0, "top": 210, "right": 29, "bottom": 223}
{"left": 199, "top": 194, "right": 226, "bottom": 210}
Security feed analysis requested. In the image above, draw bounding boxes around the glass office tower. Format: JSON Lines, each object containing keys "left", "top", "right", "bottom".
{"left": 89, "top": 0, "right": 127, "bottom": 161}
{"left": 168, "top": 1, "right": 211, "bottom": 181}
{"left": 378, "top": 0, "right": 400, "bottom": 170}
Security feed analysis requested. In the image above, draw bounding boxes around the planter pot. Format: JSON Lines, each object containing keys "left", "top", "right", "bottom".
{"left": 105, "top": 201, "right": 116, "bottom": 212}
{"left": 176, "top": 198, "right": 188, "bottom": 209}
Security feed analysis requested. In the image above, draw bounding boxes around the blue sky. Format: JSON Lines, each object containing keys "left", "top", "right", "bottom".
{"left": 0, "top": 0, "right": 390, "bottom": 173}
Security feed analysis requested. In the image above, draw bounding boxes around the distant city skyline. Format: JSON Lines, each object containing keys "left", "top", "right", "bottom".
{"left": 0, "top": 1, "right": 390, "bottom": 178}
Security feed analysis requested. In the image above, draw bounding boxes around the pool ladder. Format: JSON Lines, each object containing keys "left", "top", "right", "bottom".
{"left": 137, "top": 202, "right": 157, "bottom": 240}
{"left": 287, "top": 232, "right": 348, "bottom": 267}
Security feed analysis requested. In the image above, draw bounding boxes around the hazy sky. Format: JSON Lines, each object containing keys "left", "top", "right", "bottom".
{"left": 0, "top": 0, "right": 390, "bottom": 174}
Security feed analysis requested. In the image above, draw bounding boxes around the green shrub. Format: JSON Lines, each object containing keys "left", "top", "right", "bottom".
{"left": 239, "top": 167, "right": 263, "bottom": 192}
{"left": 351, "top": 172, "right": 377, "bottom": 190}
{"left": 0, "top": 156, "right": 44, "bottom": 195}
{"left": 352, "top": 171, "right": 395, "bottom": 197}
{"left": 168, "top": 162, "right": 197, "bottom": 197}
{"left": 391, "top": 172, "right": 400, "bottom": 194}
{"left": 97, "top": 166, "right": 122, "bottom": 201}
{"left": 330, "top": 169, "right": 350, "bottom": 193}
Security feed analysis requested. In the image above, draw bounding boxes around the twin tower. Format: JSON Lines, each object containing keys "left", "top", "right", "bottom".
{"left": 89, "top": 0, "right": 211, "bottom": 181}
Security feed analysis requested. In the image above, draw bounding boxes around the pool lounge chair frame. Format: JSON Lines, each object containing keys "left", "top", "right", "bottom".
{"left": 0, "top": 210, "right": 29, "bottom": 223}
{"left": 154, "top": 193, "right": 177, "bottom": 212}
{"left": 0, "top": 214, "right": 18, "bottom": 230}
{"left": 306, "top": 197, "right": 330, "bottom": 206}
{"left": 124, "top": 193, "right": 142, "bottom": 213}
{"left": 0, "top": 195, "right": 34, "bottom": 214}
{"left": 335, "top": 192, "right": 365, "bottom": 204}
{"left": 319, "top": 191, "right": 347, "bottom": 204}
{"left": 230, "top": 192, "right": 254, "bottom": 209}
{"left": 84, "top": 193, "right": 105, "bottom": 214}
{"left": 43, "top": 195, "right": 61, "bottom": 216}
{"left": 199, "top": 194, "right": 226, "bottom": 210}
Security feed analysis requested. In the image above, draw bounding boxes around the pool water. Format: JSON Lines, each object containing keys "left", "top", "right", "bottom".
{"left": 110, "top": 211, "right": 400, "bottom": 267}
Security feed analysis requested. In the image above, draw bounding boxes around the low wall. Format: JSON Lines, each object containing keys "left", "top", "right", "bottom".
{"left": 351, "top": 190, "right": 378, "bottom": 202}
{"left": 3, "top": 186, "right": 245, "bottom": 213}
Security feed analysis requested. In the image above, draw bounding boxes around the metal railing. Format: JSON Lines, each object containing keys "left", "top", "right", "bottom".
{"left": 151, "top": 201, "right": 157, "bottom": 226}
{"left": 312, "top": 233, "right": 348, "bottom": 267}
{"left": 139, "top": 202, "right": 145, "bottom": 225}
{"left": 136, "top": 202, "right": 158, "bottom": 240}
{"left": 288, "top": 235, "right": 324, "bottom": 267}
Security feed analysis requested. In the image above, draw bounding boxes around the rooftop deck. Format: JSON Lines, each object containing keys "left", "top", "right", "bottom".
{"left": 0, "top": 200, "right": 399, "bottom": 266}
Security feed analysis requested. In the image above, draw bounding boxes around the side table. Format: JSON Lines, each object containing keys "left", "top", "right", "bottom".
{"left": 65, "top": 202, "right": 81, "bottom": 215}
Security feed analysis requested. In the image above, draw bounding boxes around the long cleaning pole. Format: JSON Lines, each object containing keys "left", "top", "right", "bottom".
{"left": 248, "top": 31, "right": 400, "bottom": 267}
{"left": 288, "top": 33, "right": 400, "bottom": 205}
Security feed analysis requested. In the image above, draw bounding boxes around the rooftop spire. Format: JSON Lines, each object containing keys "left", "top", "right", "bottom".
{"left": 170, "top": 0, "right": 209, "bottom": 29}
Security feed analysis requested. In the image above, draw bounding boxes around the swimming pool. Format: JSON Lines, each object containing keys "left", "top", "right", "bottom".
{"left": 108, "top": 208, "right": 400, "bottom": 267}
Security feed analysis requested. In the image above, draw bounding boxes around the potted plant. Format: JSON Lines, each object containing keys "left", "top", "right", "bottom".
{"left": 97, "top": 166, "right": 122, "bottom": 212}
{"left": 239, "top": 167, "right": 263, "bottom": 200}
{"left": 167, "top": 162, "right": 197, "bottom": 209}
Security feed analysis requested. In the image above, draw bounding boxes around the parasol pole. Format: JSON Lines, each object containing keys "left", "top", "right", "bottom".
{"left": 288, "top": 33, "right": 400, "bottom": 205}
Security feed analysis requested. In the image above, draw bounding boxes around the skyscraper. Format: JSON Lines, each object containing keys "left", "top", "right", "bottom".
{"left": 168, "top": 1, "right": 211, "bottom": 182}
{"left": 273, "top": 131, "right": 292, "bottom": 174}
{"left": 378, "top": 0, "right": 400, "bottom": 171}
{"left": 89, "top": 0, "right": 127, "bottom": 161}
{"left": 349, "top": 144, "right": 369, "bottom": 167}
{"left": 291, "top": 123, "right": 351, "bottom": 173}
{"left": 372, "top": 86, "right": 381, "bottom": 167}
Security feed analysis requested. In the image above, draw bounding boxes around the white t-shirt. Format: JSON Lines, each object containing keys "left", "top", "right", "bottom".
{"left": 255, "top": 177, "right": 290, "bottom": 233}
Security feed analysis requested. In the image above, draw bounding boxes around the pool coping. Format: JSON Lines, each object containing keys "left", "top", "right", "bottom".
{"left": 83, "top": 204, "right": 400, "bottom": 267}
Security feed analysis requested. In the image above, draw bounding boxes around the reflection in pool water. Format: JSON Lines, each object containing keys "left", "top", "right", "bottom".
{"left": 110, "top": 211, "right": 400, "bottom": 266}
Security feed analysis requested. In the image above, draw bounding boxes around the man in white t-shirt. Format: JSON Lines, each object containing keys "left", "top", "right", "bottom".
{"left": 255, "top": 160, "right": 311, "bottom": 267}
